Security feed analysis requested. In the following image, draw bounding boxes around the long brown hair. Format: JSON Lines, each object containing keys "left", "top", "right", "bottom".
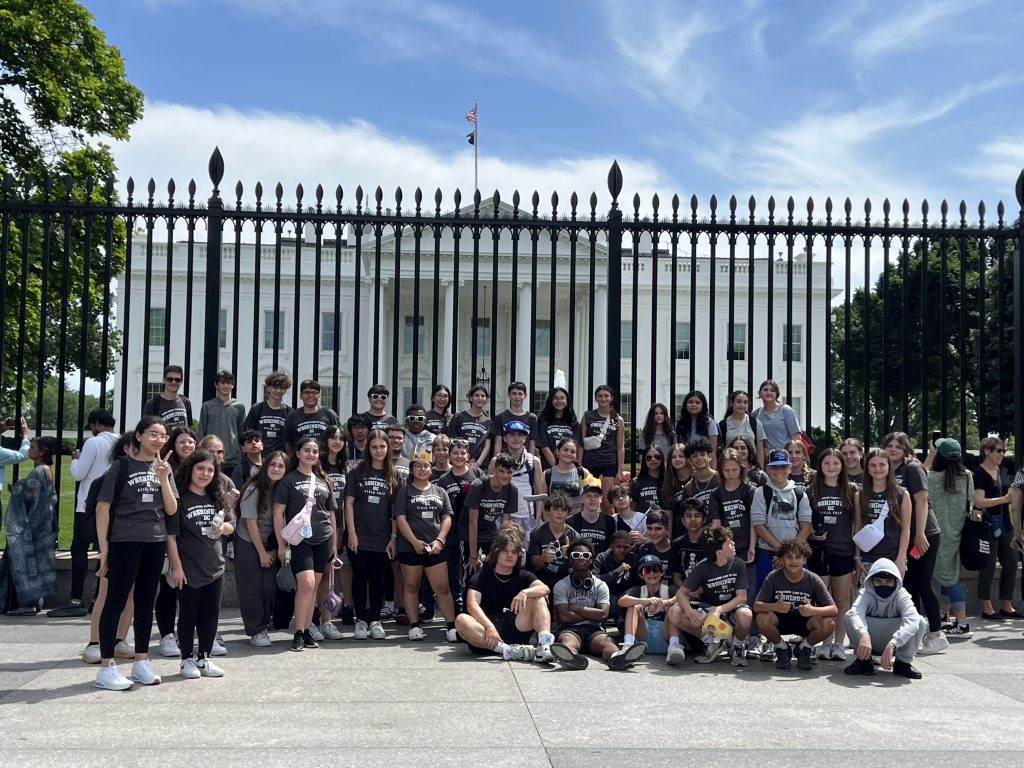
{"left": 660, "top": 442, "right": 689, "bottom": 507}
{"left": 290, "top": 436, "right": 333, "bottom": 495}
{"left": 859, "top": 448, "right": 903, "bottom": 528}
{"left": 358, "top": 429, "right": 400, "bottom": 498}
{"left": 174, "top": 448, "right": 227, "bottom": 512}
{"left": 240, "top": 450, "right": 287, "bottom": 514}
{"left": 811, "top": 447, "right": 856, "bottom": 510}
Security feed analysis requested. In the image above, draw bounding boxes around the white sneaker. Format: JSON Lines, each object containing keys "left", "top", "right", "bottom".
{"left": 918, "top": 633, "right": 949, "bottom": 656}
{"left": 82, "top": 644, "right": 101, "bottom": 664}
{"left": 696, "top": 639, "right": 724, "bottom": 664}
{"left": 666, "top": 644, "right": 686, "bottom": 666}
{"left": 249, "top": 630, "right": 272, "bottom": 648}
{"left": 95, "top": 660, "right": 132, "bottom": 691}
{"left": 158, "top": 633, "right": 179, "bottom": 657}
{"left": 129, "top": 658, "right": 161, "bottom": 686}
{"left": 113, "top": 640, "right": 134, "bottom": 659}
{"left": 320, "top": 622, "right": 343, "bottom": 641}
{"left": 535, "top": 643, "right": 554, "bottom": 662}
{"left": 198, "top": 656, "right": 225, "bottom": 678}
{"left": 380, "top": 601, "right": 396, "bottom": 619}
{"left": 307, "top": 624, "right": 324, "bottom": 643}
{"left": 829, "top": 642, "right": 848, "bottom": 661}
{"left": 408, "top": 625, "right": 425, "bottom": 641}
{"left": 815, "top": 640, "right": 832, "bottom": 659}
{"left": 354, "top": 620, "right": 369, "bottom": 640}
{"left": 210, "top": 637, "right": 228, "bottom": 656}
{"left": 730, "top": 643, "right": 748, "bottom": 667}
{"left": 446, "top": 627, "right": 459, "bottom": 643}
{"left": 369, "top": 621, "right": 386, "bottom": 640}
{"left": 180, "top": 657, "right": 201, "bottom": 679}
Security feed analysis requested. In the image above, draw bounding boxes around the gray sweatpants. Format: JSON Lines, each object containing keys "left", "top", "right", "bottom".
{"left": 844, "top": 610, "right": 928, "bottom": 663}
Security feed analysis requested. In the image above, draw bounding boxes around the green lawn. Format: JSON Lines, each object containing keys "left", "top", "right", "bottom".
{"left": 1, "top": 457, "right": 77, "bottom": 549}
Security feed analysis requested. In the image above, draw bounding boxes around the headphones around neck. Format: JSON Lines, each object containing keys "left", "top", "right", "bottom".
{"left": 571, "top": 574, "right": 594, "bottom": 590}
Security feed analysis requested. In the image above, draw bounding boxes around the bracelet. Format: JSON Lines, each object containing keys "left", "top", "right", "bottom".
{"left": 469, "top": 555, "right": 479, "bottom": 560}
{"left": 434, "top": 538, "right": 444, "bottom": 545}
{"left": 390, "top": 533, "right": 398, "bottom": 539}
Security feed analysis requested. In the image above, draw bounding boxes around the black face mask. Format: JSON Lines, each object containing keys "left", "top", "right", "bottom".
{"left": 873, "top": 584, "right": 896, "bottom": 598}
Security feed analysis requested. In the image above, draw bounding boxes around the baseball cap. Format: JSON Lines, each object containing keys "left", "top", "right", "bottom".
{"left": 638, "top": 554, "right": 663, "bottom": 571}
{"left": 766, "top": 449, "right": 792, "bottom": 466}
{"left": 935, "top": 437, "right": 962, "bottom": 460}
{"left": 503, "top": 419, "right": 530, "bottom": 434}
{"left": 581, "top": 476, "right": 603, "bottom": 494}
{"left": 85, "top": 408, "right": 115, "bottom": 428}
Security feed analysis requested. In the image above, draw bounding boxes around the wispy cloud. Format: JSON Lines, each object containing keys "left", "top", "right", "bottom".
{"left": 960, "top": 136, "right": 1024, "bottom": 206}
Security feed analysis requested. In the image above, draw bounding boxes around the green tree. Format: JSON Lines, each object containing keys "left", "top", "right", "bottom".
{"left": 0, "top": 0, "right": 142, "bottom": 411}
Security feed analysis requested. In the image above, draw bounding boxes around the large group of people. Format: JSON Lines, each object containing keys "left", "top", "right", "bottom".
{"left": 2, "top": 366, "right": 1022, "bottom": 690}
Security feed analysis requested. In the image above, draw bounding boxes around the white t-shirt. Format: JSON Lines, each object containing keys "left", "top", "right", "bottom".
{"left": 70, "top": 431, "right": 120, "bottom": 513}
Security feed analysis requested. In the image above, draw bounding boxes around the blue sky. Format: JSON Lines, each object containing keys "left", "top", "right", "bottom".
{"left": 87, "top": 0, "right": 1023, "bottom": 218}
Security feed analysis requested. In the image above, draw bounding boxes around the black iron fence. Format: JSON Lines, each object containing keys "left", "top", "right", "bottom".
{"left": 1, "top": 149, "right": 1022, "bottom": 535}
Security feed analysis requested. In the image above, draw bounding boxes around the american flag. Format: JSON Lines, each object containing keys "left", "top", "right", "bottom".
{"left": 465, "top": 107, "right": 477, "bottom": 123}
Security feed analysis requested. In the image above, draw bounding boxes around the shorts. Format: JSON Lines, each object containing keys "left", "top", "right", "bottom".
{"left": 774, "top": 611, "right": 811, "bottom": 638}
{"left": 290, "top": 537, "right": 334, "bottom": 574}
{"left": 558, "top": 623, "right": 609, "bottom": 652}
{"left": 582, "top": 459, "right": 618, "bottom": 479}
{"left": 643, "top": 618, "right": 669, "bottom": 655}
{"left": 698, "top": 602, "right": 740, "bottom": 626}
{"left": 466, "top": 609, "right": 534, "bottom": 654}
{"left": 396, "top": 550, "right": 448, "bottom": 568}
{"left": 808, "top": 546, "right": 855, "bottom": 577}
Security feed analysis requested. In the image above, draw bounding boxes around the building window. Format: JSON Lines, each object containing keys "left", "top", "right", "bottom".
{"left": 218, "top": 309, "right": 227, "bottom": 349}
{"left": 728, "top": 322, "right": 746, "bottom": 361}
{"left": 619, "top": 393, "right": 633, "bottom": 426}
{"left": 532, "top": 391, "right": 548, "bottom": 413}
{"left": 402, "top": 387, "right": 424, "bottom": 413}
{"left": 320, "top": 384, "right": 335, "bottom": 409}
{"left": 322, "top": 312, "right": 337, "bottom": 352}
{"left": 535, "top": 319, "right": 551, "bottom": 357}
{"left": 474, "top": 318, "right": 490, "bottom": 358}
{"left": 621, "top": 321, "right": 632, "bottom": 359}
{"left": 783, "top": 324, "right": 802, "bottom": 363}
{"left": 264, "top": 311, "right": 286, "bottom": 350}
{"left": 145, "top": 381, "right": 163, "bottom": 400}
{"left": 674, "top": 321, "right": 690, "bottom": 360}
{"left": 788, "top": 396, "right": 802, "bottom": 426}
{"left": 672, "top": 394, "right": 685, "bottom": 422}
{"left": 148, "top": 307, "right": 166, "bottom": 347}
{"left": 404, "top": 315, "right": 425, "bottom": 355}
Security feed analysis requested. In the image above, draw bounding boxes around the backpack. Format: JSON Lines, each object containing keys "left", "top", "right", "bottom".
{"left": 760, "top": 484, "right": 804, "bottom": 510}
{"left": 83, "top": 456, "right": 129, "bottom": 538}
{"left": 718, "top": 414, "right": 758, "bottom": 445}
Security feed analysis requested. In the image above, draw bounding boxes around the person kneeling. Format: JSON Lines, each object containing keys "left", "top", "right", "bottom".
{"left": 673, "top": 526, "right": 753, "bottom": 666}
{"left": 549, "top": 539, "right": 642, "bottom": 670}
{"left": 616, "top": 554, "right": 686, "bottom": 665}
{"left": 454, "top": 525, "right": 556, "bottom": 662}
{"left": 754, "top": 538, "right": 838, "bottom": 671}
{"left": 843, "top": 558, "right": 927, "bottom": 680}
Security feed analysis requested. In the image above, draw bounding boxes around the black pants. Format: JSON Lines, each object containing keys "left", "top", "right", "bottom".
{"left": 234, "top": 536, "right": 276, "bottom": 635}
{"left": 69, "top": 513, "right": 97, "bottom": 601}
{"left": 99, "top": 541, "right": 165, "bottom": 658}
{"left": 155, "top": 577, "right": 178, "bottom": 637}
{"left": 177, "top": 576, "right": 224, "bottom": 659}
{"left": 349, "top": 549, "right": 390, "bottom": 623}
{"left": 904, "top": 531, "right": 941, "bottom": 632}
{"left": 445, "top": 539, "right": 464, "bottom": 612}
{"left": 979, "top": 527, "right": 1018, "bottom": 602}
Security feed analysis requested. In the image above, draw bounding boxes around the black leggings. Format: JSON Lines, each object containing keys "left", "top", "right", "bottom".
{"left": 177, "top": 576, "right": 224, "bottom": 659}
{"left": 904, "top": 531, "right": 941, "bottom": 632}
{"left": 155, "top": 577, "right": 178, "bottom": 637}
{"left": 349, "top": 549, "right": 390, "bottom": 623}
{"left": 99, "top": 541, "right": 165, "bottom": 658}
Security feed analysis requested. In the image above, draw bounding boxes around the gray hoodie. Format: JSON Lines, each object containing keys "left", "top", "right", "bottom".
{"left": 847, "top": 558, "right": 920, "bottom": 648}
{"left": 750, "top": 479, "right": 812, "bottom": 552}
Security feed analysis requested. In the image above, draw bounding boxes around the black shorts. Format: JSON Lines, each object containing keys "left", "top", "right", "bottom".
{"left": 396, "top": 550, "right": 447, "bottom": 568}
{"left": 808, "top": 546, "right": 855, "bottom": 578}
{"left": 290, "top": 538, "right": 334, "bottom": 574}
{"left": 774, "top": 611, "right": 811, "bottom": 638}
{"left": 558, "top": 624, "right": 609, "bottom": 652}
{"left": 582, "top": 460, "right": 617, "bottom": 479}
{"left": 466, "top": 609, "right": 534, "bottom": 654}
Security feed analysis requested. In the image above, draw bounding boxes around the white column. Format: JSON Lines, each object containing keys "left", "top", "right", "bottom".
{"left": 516, "top": 282, "right": 532, "bottom": 380}
{"left": 376, "top": 277, "right": 390, "bottom": 385}
{"left": 593, "top": 284, "right": 608, "bottom": 387}
{"left": 440, "top": 280, "right": 454, "bottom": 386}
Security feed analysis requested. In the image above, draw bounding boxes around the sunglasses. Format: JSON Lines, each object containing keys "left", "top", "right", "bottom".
{"left": 994, "top": 448, "right": 1006, "bottom": 454}
{"left": 639, "top": 566, "right": 663, "bottom": 576}
{"left": 406, "top": 416, "right": 426, "bottom": 423}
{"left": 569, "top": 551, "right": 593, "bottom": 560}
{"left": 165, "top": 377, "right": 182, "bottom": 383}
{"left": 369, "top": 393, "right": 388, "bottom": 401}
{"left": 450, "top": 439, "right": 470, "bottom": 447}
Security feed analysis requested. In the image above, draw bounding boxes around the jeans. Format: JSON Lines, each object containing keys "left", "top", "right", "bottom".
{"left": 939, "top": 582, "right": 966, "bottom": 613}
{"left": 99, "top": 541, "right": 165, "bottom": 659}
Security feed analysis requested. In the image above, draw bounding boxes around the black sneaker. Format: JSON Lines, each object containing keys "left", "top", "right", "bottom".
{"left": 796, "top": 644, "right": 813, "bottom": 671}
{"left": 892, "top": 660, "right": 922, "bottom": 679}
{"left": 774, "top": 645, "right": 792, "bottom": 670}
{"left": 47, "top": 600, "right": 88, "bottom": 618}
{"left": 340, "top": 605, "right": 355, "bottom": 626}
{"left": 549, "top": 643, "right": 588, "bottom": 670}
{"left": 302, "top": 629, "right": 320, "bottom": 649}
{"left": 844, "top": 658, "right": 876, "bottom": 676}
{"left": 290, "top": 631, "right": 304, "bottom": 652}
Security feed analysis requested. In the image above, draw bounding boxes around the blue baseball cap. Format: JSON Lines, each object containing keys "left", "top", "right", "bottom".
{"left": 766, "top": 449, "right": 792, "bottom": 466}
{"left": 503, "top": 419, "right": 530, "bottom": 434}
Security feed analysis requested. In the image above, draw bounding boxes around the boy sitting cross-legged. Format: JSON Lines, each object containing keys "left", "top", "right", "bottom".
{"left": 615, "top": 554, "right": 687, "bottom": 666}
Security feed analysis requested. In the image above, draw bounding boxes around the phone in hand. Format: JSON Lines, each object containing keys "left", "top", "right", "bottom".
{"left": 909, "top": 545, "right": 923, "bottom": 559}
{"left": 930, "top": 430, "right": 941, "bottom": 445}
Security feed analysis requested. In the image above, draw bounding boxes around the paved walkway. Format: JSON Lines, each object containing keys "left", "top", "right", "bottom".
{"left": 1, "top": 611, "right": 1023, "bottom": 767}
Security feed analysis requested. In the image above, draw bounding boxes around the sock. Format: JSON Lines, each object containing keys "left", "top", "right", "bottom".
{"left": 496, "top": 641, "right": 512, "bottom": 659}
{"left": 446, "top": 621, "right": 455, "bottom": 630}
{"left": 668, "top": 636, "right": 680, "bottom": 648}
{"left": 87, "top": 641, "right": 99, "bottom": 647}
{"left": 800, "top": 639, "right": 812, "bottom": 650}
{"left": 701, "top": 631, "right": 716, "bottom": 645}
{"left": 537, "top": 631, "right": 555, "bottom": 646}
{"left": 623, "top": 633, "right": 636, "bottom": 646}
{"left": 409, "top": 622, "right": 420, "bottom": 629}
{"left": 733, "top": 638, "right": 744, "bottom": 649}
{"left": 775, "top": 640, "right": 789, "bottom": 650}
{"left": 115, "top": 638, "right": 123, "bottom": 645}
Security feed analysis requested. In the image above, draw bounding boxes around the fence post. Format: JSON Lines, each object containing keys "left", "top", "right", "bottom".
{"left": 606, "top": 161, "right": 623, "bottom": 405}
{"left": 203, "top": 148, "right": 225, "bottom": 404}
{"left": 1014, "top": 170, "right": 1023, "bottom": 464}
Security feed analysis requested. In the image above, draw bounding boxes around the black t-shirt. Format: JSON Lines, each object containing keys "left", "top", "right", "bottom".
{"left": 359, "top": 411, "right": 400, "bottom": 434}
{"left": 537, "top": 418, "right": 580, "bottom": 464}
{"left": 809, "top": 484, "right": 855, "bottom": 556}
{"left": 436, "top": 466, "right": 486, "bottom": 535}
{"left": 682, "top": 473, "right": 721, "bottom": 510}
{"left": 467, "top": 566, "right": 539, "bottom": 617}
{"left": 973, "top": 465, "right": 1010, "bottom": 519}
{"left": 526, "top": 523, "right": 578, "bottom": 586}
{"left": 459, "top": 477, "right": 518, "bottom": 543}
{"left": 491, "top": 409, "right": 539, "bottom": 443}
{"left": 166, "top": 489, "right": 227, "bottom": 587}
{"left": 683, "top": 556, "right": 748, "bottom": 606}
{"left": 99, "top": 456, "right": 179, "bottom": 544}
{"left": 284, "top": 407, "right": 340, "bottom": 447}
{"left": 243, "top": 401, "right": 292, "bottom": 455}
{"left": 581, "top": 409, "right": 619, "bottom": 466}
{"left": 322, "top": 458, "right": 347, "bottom": 517}
{"left": 424, "top": 409, "right": 450, "bottom": 435}
{"left": 637, "top": 540, "right": 673, "bottom": 585}
{"left": 593, "top": 550, "right": 640, "bottom": 597}
{"left": 344, "top": 466, "right": 398, "bottom": 552}
{"left": 445, "top": 411, "right": 493, "bottom": 461}
{"left": 393, "top": 483, "right": 452, "bottom": 553}
{"left": 708, "top": 483, "right": 755, "bottom": 554}
{"left": 630, "top": 475, "right": 662, "bottom": 514}
{"left": 271, "top": 470, "right": 336, "bottom": 545}
{"left": 568, "top": 510, "right": 616, "bottom": 554}
{"left": 142, "top": 394, "right": 192, "bottom": 431}
{"left": 669, "top": 535, "right": 704, "bottom": 581}
{"left": 894, "top": 461, "right": 940, "bottom": 537}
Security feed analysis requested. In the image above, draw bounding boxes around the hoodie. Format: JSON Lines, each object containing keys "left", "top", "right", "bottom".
{"left": 847, "top": 558, "right": 920, "bottom": 648}
{"left": 750, "top": 479, "right": 812, "bottom": 552}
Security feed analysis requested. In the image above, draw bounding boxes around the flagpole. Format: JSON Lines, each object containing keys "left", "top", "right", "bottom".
{"left": 473, "top": 97, "right": 479, "bottom": 193}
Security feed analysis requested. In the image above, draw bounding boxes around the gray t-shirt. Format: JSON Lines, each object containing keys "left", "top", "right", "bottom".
{"left": 553, "top": 573, "right": 611, "bottom": 629}
{"left": 272, "top": 470, "right": 336, "bottom": 546}
{"left": 166, "top": 489, "right": 228, "bottom": 588}
{"left": 683, "top": 556, "right": 748, "bottom": 605}
{"left": 756, "top": 568, "right": 834, "bottom": 612}
{"left": 99, "top": 456, "right": 179, "bottom": 544}
{"left": 393, "top": 483, "right": 452, "bottom": 554}
{"left": 894, "top": 461, "right": 940, "bottom": 537}
{"left": 459, "top": 477, "right": 518, "bottom": 543}
{"left": 753, "top": 405, "right": 800, "bottom": 451}
{"left": 141, "top": 394, "right": 192, "bottom": 431}
{"left": 237, "top": 483, "right": 274, "bottom": 545}
{"left": 345, "top": 466, "right": 398, "bottom": 552}
{"left": 546, "top": 464, "right": 587, "bottom": 507}
{"left": 811, "top": 484, "right": 855, "bottom": 556}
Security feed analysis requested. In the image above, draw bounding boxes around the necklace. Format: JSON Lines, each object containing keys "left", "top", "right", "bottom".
{"left": 692, "top": 473, "right": 714, "bottom": 492}
{"left": 493, "top": 570, "right": 513, "bottom": 583}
